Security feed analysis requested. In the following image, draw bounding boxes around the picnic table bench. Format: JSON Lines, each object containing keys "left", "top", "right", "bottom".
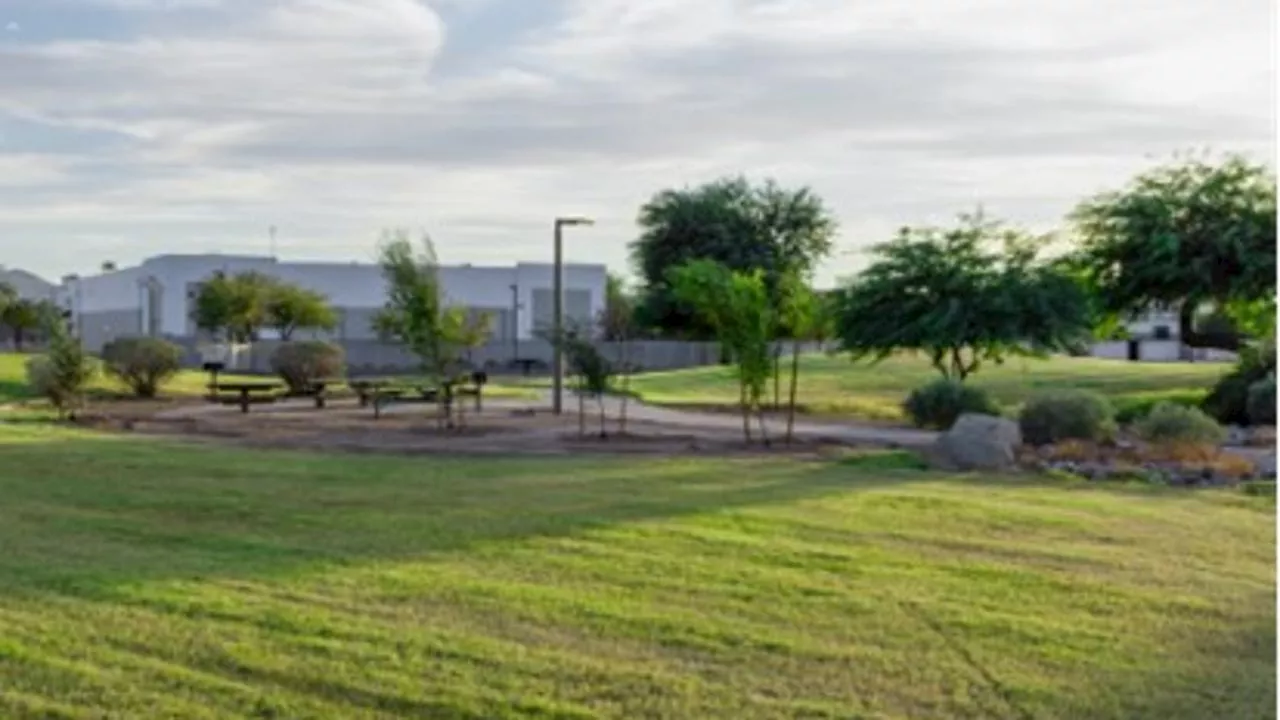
{"left": 209, "top": 381, "right": 282, "bottom": 413}
{"left": 284, "top": 379, "right": 338, "bottom": 408}
{"left": 349, "top": 379, "right": 395, "bottom": 407}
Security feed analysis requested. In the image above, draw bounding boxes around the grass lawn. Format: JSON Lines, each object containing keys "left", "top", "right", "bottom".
{"left": 619, "top": 354, "right": 1230, "bottom": 421}
{"left": 0, "top": 424, "right": 1272, "bottom": 719}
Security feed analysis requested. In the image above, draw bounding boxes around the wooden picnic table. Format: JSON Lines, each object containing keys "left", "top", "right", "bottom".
{"left": 210, "top": 381, "right": 282, "bottom": 413}
{"left": 349, "top": 379, "right": 395, "bottom": 407}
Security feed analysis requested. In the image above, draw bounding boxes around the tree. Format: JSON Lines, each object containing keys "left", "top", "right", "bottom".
{"left": 598, "top": 274, "right": 638, "bottom": 434}
{"left": 25, "top": 315, "right": 96, "bottom": 419}
{"left": 193, "top": 271, "right": 273, "bottom": 342}
{"left": 372, "top": 229, "right": 492, "bottom": 429}
{"left": 1070, "top": 153, "right": 1276, "bottom": 351}
{"left": 3, "top": 299, "right": 58, "bottom": 351}
{"left": 549, "top": 324, "right": 615, "bottom": 438}
{"left": 631, "top": 176, "right": 837, "bottom": 338}
{"left": 835, "top": 211, "right": 1095, "bottom": 382}
{"left": 265, "top": 283, "right": 338, "bottom": 340}
{"left": 669, "top": 260, "right": 775, "bottom": 444}
{"left": 101, "top": 337, "right": 182, "bottom": 398}
{"left": 777, "top": 273, "right": 835, "bottom": 444}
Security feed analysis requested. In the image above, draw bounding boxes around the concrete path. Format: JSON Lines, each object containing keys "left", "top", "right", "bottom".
{"left": 554, "top": 391, "right": 940, "bottom": 447}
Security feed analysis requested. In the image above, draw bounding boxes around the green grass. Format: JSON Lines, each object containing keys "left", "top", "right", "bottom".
{"left": 0, "top": 424, "right": 1272, "bottom": 718}
{"left": 621, "top": 354, "right": 1229, "bottom": 421}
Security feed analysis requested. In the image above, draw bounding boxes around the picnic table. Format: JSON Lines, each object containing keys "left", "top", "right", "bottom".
{"left": 210, "top": 381, "right": 282, "bottom": 413}
{"left": 286, "top": 379, "right": 337, "bottom": 409}
{"left": 349, "top": 379, "right": 394, "bottom": 407}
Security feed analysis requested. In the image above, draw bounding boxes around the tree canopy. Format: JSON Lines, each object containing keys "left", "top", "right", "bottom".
{"left": 1070, "top": 153, "right": 1276, "bottom": 350}
{"left": 630, "top": 176, "right": 837, "bottom": 338}
{"left": 835, "top": 212, "right": 1095, "bottom": 381}
{"left": 193, "top": 272, "right": 336, "bottom": 342}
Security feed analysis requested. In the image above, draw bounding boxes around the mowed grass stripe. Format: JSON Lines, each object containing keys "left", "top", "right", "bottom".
{"left": 0, "top": 426, "right": 1272, "bottom": 718}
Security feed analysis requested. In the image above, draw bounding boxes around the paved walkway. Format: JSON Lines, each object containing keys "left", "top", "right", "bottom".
{"left": 554, "top": 391, "right": 940, "bottom": 447}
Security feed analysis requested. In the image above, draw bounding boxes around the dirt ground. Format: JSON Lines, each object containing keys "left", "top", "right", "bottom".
{"left": 67, "top": 397, "right": 870, "bottom": 459}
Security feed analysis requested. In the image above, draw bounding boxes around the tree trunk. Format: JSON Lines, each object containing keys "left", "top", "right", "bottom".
{"left": 578, "top": 383, "right": 586, "bottom": 437}
{"left": 772, "top": 345, "right": 781, "bottom": 410}
{"left": 755, "top": 400, "right": 770, "bottom": 448}
{"left": 785, "top": 340, "right": 801, "bottom": 445}
{"left": 598, "top": 397, "right": 607, "bottom": 438}
{"left": 618, "top": 340, "right": 631, "bottom": 435}
{"left": 280, "top": 327, "right": 293, "bottom": 341}
{"left": 739, "top": 381, "right": 753, "bottom": 443}
{"left": 1179, "top": 299, "right": 1244, "bottom": 351}
{"left": 13, "top": 327, "right": 23, "bottom": 352}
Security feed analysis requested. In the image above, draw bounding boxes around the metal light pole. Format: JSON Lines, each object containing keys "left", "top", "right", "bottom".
{"left": 552, "top": 215, "right": 594, "bottom": 414}
{"left": 509, "top": 283, "right": 520, "bottom": 364}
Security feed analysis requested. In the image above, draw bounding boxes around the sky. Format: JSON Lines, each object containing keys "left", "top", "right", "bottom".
{"left": 0, "top": 0, "right": 1274, "bottom": 287}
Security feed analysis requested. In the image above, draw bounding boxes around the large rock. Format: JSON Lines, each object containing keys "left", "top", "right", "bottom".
{"left": 931, "top": 413, "right": 1022, "bottom": 472}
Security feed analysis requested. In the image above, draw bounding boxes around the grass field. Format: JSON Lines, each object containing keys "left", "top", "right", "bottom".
{"left": 619, "top": 354, "right": 1229, "bottom": 421}
{"left": 0, "top": 423, "right": 1272, "bottom": 718}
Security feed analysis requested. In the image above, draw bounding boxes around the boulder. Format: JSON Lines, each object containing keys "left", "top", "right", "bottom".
{"left": 931, "top": 413, "right": 1022, "bottom": 472}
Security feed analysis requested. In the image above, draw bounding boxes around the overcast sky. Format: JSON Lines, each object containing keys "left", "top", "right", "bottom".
{"left": 0, "top": 0, "right": 1273, "bottom": 286}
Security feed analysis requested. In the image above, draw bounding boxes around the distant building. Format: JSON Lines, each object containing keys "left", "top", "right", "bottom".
{"left": 1092, "top": 305, "right": 1237, "bottom": 363}
{"left": 55, "top": 254, "right": 607, "bottom": 352}
{"left": 0, "top": 266, "right": 57, "bottom": 302}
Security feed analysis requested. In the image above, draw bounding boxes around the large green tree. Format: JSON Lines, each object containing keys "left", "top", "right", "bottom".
{"left": 631, "top": 176, "right": 837, "bottom": 338}
{"left": 1070, "top": 153, "right": 1276, "bottom": 351}
{"left": 3, "top": 298, "right": 59, "bottom": 351}
{"left": 835, "top": 212, "right": 1095, "bottom": 381}
{"left": 194, "top": 272, "right": 336, "bottom": 342}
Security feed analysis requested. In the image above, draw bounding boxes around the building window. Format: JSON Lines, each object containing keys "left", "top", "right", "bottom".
{"left": 1153, "top": 325, "right": 1172, "bottom": 340}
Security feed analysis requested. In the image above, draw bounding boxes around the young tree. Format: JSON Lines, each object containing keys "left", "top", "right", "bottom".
{"left": 835, "top": 211, "right": 1095, "bottom": 382}
{"left": 598, "top": 274, "right": 637, "bottom": 434}
{"left": 265, "top": 283, "right": 338, "bottom": 340}
{"left": 777, "top": 274, "right": 834, "bottom": 444}
{"left": 1070, "top": 153, "right": 1276, "bottom": 351}
{"left": 26, "top": 315, "right": 97, "bottom": 419}
{"left": 631, "top": 176, "right": 837, "bottom": 338}
{"left": 372, "top": 229, "right": 492, "bottom": 429}
{"left": 669, "top": 260, "right": 775, "bottom": 444}
{"left": 3, "top": 299, "right": 58, "bottom": 351}
{"left": 548, "top": 324, "right": 614, "bottom": 437}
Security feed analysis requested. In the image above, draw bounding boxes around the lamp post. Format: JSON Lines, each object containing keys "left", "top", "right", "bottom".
{"left": 509, "top": 283, "right": 520, "bottom": 364}
{"left": 552, "top": 215, "right": 594, "bottom": 414}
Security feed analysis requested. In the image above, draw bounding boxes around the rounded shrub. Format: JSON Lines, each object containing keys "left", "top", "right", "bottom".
{"left": 1135, "top": 402, "right": 1226, "bottom": 447}
{"left": 902, "top": 378, "right": 1000, "bottom": 430}
{"left": 1203, "top": 341, "right": 1276, "bottom": 425}
{"left": 1247, "top": 374, "right": 1276, "bottom": 426}
{"left": 101, "top": 337, "right": 183, "bottom": 398}
{"left": 1018, "top": 390, "right": 1116, "bottom": 446}
{"left": 1113, "top": 390, "right": 1206, "bottom": 425}
{"left": 270, "top": 341, "right": 345, "bottom": 395}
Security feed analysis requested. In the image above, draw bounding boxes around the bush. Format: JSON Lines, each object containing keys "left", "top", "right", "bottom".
{"left": 902, "top": 378, "right": 1000, "bottom": 430}
{"left": 1114, "top": 390, "right": 1206, "bottom": 425}
{"left": 1247, "top": 374, "right": 1276, "bottom": 426}
{"left": 270, "top": 341, "right": 344, "bottom": 394}
{"left": 26, "top": 329, "right": 97, "bottom": 418}
{"left": 1203, "top": 341, "right": 1275, "bottom": 425}
{"left": 1135, "top": 402, "right": 1226, "bottom": 447}
{"left": 1019, "top": 390, "right": 1116, "bottom": 446}
{"left": 101, "top": 337, "right": 182, "bottom": 398}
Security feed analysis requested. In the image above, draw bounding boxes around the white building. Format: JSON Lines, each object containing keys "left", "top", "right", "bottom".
{"left": 55, "top": 254, "right": 607, "bottom": 351}
{"left": 0, "top": 266, "right": 57, "bottom": 302}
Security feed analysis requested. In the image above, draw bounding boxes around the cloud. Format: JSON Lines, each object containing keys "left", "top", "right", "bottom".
{"left": 0, "top": 0, "right": 1272, "bottom": 284}
{"left": 4, "top": 21, "right": 17, "bottom": 32}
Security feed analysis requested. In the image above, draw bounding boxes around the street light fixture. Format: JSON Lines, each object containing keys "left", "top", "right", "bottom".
{"left": 552, "top": 215, "right": 594, "bottom": 415}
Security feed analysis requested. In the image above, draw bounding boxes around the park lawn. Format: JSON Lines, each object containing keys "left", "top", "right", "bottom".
{"left": 622, "top": 353, "right": 1229, "bottom": 421}
{"left": 0, "top": 425, "right": 1272, "bottom": 719}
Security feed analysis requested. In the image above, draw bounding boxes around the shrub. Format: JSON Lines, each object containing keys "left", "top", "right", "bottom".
{"left": 1203, "top": 341, "right": 1275, "bottom": 425}
{"left": 1246, "top": 374, "right": 1276, "bottom": 426}
{"left": 1019, "top": 390, "right": 1116, "bottom": 446}
{"left": 1114, "top": 390, "right": 1206, "bottom": 425}
{"left": 101, "top": 337, "right": 182, "bottom": 398}
{"left": 902, "top": 378, "right": 1000, "bottom": 430}
{"left": 26, "top": 327, "right": 97, "bottom": 418}
{"left": 270, "top": 341, "right": 344, "bottom": 394}
{"left": 1135, "top": 402, "right": 1226, "bottom": 447}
